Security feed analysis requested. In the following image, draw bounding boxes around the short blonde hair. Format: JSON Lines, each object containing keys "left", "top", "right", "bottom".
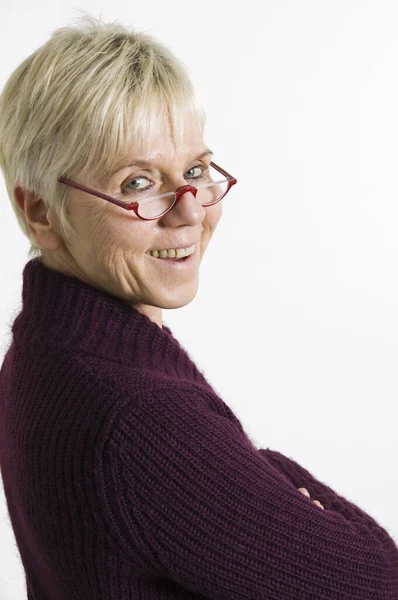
{"left": 0, "top": 13, "right": 206, "bottom": 258}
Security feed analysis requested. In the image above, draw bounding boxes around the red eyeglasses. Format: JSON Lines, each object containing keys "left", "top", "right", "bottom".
{"left": 58, "top": 161, "right": 237, "bottom": 221}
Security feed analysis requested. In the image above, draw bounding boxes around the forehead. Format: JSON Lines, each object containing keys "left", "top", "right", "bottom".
{"left": 115, "top": 116, "right": 205, "bottom": 170}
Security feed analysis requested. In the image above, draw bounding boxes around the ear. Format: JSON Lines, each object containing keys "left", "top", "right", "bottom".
{"left": 14, "top": 186, "right": 65, "bottom": 250}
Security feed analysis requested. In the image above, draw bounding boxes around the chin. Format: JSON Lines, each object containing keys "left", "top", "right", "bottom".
{"left": 155, "top": 280, "right": 200, "bottom": 310}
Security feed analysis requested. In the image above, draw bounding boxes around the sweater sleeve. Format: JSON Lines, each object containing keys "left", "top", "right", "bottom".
{"left": 97, "top": 383, "right": 398, "bottom": 600}
{"left": 221, "top": 394, "right": 398, "bottom": 556}
{"left": 225, "top": 400, "right": 398, "bottom": 556}
{"left": 257, "top": 448, "right": 398, "bottom": 554}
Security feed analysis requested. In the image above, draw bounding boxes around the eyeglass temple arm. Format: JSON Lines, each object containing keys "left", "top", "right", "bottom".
{"left": 210, "top": 161, "right": 236, "bottom": 183}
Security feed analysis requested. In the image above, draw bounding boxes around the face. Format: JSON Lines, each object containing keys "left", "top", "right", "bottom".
{"left": 36, "top": 117, "right": 222, "bottom": 328}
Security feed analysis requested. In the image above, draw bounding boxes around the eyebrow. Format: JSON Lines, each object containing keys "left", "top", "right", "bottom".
{"left": 112, "top": 148, "right": 214, "bottom": 174}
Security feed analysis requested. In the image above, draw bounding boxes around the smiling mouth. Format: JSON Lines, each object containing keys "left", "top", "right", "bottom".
{"left": 146, "top": 244, "right": 197, "bottom": 259}
{"left": 146, "top": 251, "right": 196, "bottom": 267}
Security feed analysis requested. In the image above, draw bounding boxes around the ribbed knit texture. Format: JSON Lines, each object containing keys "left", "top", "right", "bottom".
{"left": 0, "top": 257, "right": 397, "bottom": 600}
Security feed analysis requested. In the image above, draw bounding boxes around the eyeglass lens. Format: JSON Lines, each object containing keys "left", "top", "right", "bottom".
{"left": 124, "top": 164, "right": 230, "bottom": 219}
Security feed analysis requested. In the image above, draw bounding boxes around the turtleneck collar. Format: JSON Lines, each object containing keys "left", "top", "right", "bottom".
{"left": 11, "top": 258, "right": 208, "bottom": 384}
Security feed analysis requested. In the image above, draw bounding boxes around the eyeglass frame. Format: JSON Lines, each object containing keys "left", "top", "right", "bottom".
{"left": 57, "top": 161, "right": 237, "bottom": 221}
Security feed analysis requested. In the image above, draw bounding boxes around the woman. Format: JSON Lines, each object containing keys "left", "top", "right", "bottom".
{"left": 0, "top": 15, "right": 397, "bottom": 600}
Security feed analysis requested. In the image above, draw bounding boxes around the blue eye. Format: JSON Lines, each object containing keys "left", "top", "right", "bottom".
{"left": 123, "top": 177, "right": 153, "bottom": 194}
{"left": 185, "top": 165, "right": 207, "bottom": 179}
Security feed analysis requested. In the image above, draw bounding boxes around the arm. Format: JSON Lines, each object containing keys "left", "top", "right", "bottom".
{"left": 258, "top": 447, "right": 398, "bottom": 553}
{"left": 221, "top": 394, "right": 397, "bottom": 551}
{"left": 258, "top": 447, "right": 372, "bottom": 513}
{"left": 96, "top": 384, "right": 398, "bottom": 600}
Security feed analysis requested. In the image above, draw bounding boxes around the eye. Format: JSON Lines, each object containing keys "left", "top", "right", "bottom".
{"left": 185, "top": 165, "right": 208, "bottom": 180}
{"left": 122, "top": 176, "right": 153, "bottom": 194}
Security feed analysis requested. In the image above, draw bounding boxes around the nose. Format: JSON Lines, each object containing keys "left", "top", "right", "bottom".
{"left": 162, "top": 183, "right": 205, "bottom": 224}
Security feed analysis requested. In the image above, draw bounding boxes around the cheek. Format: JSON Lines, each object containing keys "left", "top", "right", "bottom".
{"left": 70, "top": 201, "right": 106, "bottom": 240}
{"left": 97, "top": 214, "right": 150, "bottom": 254}
{"left": 206, "top": 202, "right": 223, "bottom": 230}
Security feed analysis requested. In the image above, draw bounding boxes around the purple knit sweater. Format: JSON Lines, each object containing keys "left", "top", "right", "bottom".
{"left": 0, "top": 257, "right": 397, "bottom": 600}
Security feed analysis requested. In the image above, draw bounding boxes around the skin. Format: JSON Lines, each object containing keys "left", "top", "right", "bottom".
{"left": 14, "top": 117, "right": 222, "bottom": 330}
{"left": 298, "top": 487, "right": 325, "bottom": 509}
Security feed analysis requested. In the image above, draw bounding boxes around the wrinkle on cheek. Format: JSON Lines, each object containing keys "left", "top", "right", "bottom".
{"left": 90, "top": 211, "right": 120, "bottom": 255}
{"left": 110, "top": 248, "right": 142, "bottom": 299}
{"left": 107, "top": 250, "right": 120, "bottom": 283}
{"left": 87, "top": 208, "right": 108, "bottom": 234}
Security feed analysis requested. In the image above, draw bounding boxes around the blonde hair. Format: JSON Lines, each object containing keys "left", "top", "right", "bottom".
{"left": 0, "top": 13, "right": 206, "bottom": 258}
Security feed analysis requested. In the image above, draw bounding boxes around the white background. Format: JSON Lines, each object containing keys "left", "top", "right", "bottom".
{"left": 1, "top": 1, "right": 398, "bottom": 598}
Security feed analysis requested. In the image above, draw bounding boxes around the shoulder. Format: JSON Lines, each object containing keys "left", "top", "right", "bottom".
{"left": 58, "top": 350, "right": 229, "bottom": 431}
{"left": 57, "top": 351, "right": 252, "bottom": 462}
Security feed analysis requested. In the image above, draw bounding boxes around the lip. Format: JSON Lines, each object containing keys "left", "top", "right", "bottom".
{"left": 146, "top": 247, "right": 198, "bottom": 269}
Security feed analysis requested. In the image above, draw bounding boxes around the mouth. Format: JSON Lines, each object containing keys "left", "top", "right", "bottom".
{"left": 145, "top": 246, "right": 197, "bottom": 269}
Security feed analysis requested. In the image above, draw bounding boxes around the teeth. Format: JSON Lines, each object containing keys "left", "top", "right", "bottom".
{"left": 148, "top": 245, "right": 196, "bottom": 259}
